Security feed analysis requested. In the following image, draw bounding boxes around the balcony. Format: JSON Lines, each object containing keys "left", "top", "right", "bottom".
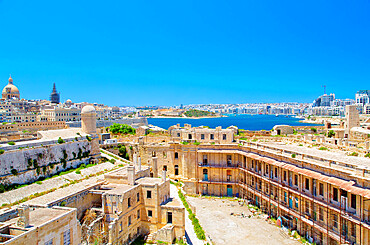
{"left": 198, "top": 162, "right": 239, "bottom": 168}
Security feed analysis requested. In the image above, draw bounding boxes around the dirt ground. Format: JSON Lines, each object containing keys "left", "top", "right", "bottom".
{"left": 186, "top": 196, "right": 301, "bottom": 245}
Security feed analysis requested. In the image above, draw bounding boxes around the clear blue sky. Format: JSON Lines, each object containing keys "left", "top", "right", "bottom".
{"left": 0, "top": 0, "right": 369, "bottom": 106}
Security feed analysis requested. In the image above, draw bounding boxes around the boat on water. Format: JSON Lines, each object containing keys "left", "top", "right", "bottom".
{"left": 275, "top": 114, "right": 279, "bottom": 117}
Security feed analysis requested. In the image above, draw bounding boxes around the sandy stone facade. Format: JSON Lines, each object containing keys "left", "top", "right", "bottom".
{"left": 132, "top": 140, "right": 370, "bottom": 245}
{"left": 169, "top": 124, "right": 234, "bottom": 144}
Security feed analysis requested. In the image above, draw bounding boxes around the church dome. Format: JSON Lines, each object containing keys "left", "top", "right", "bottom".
{"left": 2, "top": 75, "right": 20, "bottom": 99}
{"left": 2, "top": 84, "right": 19, "bottom": 94}
{"left": 81, "top": 105, "right": 96, "bottom": 114}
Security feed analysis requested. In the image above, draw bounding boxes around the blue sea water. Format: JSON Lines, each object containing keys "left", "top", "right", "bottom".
{"left": 148, "top": 114, "right": 317, "bottom": 131}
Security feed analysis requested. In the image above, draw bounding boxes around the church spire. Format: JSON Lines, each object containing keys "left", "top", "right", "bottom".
{"left": 52, "top": 83, "right": 57, "bottom": 93}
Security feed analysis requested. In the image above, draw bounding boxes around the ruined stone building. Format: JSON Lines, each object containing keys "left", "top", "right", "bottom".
{"left": 133, "top": 134, "right": 370, "bottom": 245}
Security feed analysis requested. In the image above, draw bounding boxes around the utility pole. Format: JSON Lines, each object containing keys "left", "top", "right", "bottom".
{"left": 322, "top": 85, "right": 326, "bottom": 94}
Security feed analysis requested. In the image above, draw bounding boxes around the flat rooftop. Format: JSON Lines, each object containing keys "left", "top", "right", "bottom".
{"left": 136, "top": 177, "right": 164, "bottom": 186}
{"left": 101, "top": 184, "right": 136, "bottom": 195}
{"left": 3, "top": 207, "right": 70, "bottom": 229}
{"left": 258, "top": 142, "right": 370, "bottom": 169}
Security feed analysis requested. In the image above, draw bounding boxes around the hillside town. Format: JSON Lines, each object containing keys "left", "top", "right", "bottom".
{"left": 0, "top": 74, "right": 368, "bottom": 245}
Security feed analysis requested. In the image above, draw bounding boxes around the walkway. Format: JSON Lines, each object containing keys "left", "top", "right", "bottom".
{"left": 169, "top": 184, "right": 204, "bottom": 245}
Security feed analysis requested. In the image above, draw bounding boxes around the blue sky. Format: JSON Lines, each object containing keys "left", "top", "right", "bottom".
{"left": 0, "top": 0, "right": 369, "bottom": 106}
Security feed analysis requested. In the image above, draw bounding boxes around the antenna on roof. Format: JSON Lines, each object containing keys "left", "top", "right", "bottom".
{"left": 322, "top": 85, "right": 326, "bottom": 94}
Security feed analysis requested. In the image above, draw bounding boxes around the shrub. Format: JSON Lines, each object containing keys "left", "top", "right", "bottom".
{"left": 311, "top": 128, "right": 317, "bottom": 133}
{"left": 109, "top": 159, "right": 116, "bottom": 164}
{"left": 63, "top": 150, "right": 68, "bottom": 160}
{"left": 365, "top": 153, "right": 370, "bottom": 158}
{"left": 57, "top": 137, "right": 64, "bottom": 144}
{"left": 291, "top": 154, "right": 296, "bottom": 158}
{"left": 0, "top": 149, "right": 4, "bottom": 154}
{"left": 350, "top": 152, "right": 358, "bottom": 157}
{"left": 327, "top": 130, "right": 335, "bottom": 138}
{"left": 60, "top": 201, "right": 66, "bottom": 206}
{"left": 86, "top": 135, "right": 92, "bottom": 141}
{"left": 42, "top": 166, "right": 47, "bottom": 174}
{"left": 11, "top": 169, "right": 18, "bottom": 176}
{"left": 8, "top": 142, "right": 15, "bottom": 145}
{"left": 193, "top": 141, "right": 201, "bottom": 146}
{"left": 75, "top": 170, "right": 81, "bottom": 174}
{"left": 181, "top": 141, "right": 190, "bottom": 145}
{"left": 319, "top": 147, "right": 328, "bottom": 151}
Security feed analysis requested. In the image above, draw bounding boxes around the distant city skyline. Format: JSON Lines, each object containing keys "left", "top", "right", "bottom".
{"left": 1, "top": 0, "right": 369, "bottom": 106}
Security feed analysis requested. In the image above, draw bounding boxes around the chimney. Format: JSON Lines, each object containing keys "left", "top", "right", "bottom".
{"left": 152, "top": 157, "right": 158, "bottom": 178}
{"left": 17, "top": 205, "right": 30, "bottom": 228}
{"left": 162, "top": 169, "right": 167, "bottom": 182}
{"left": 138, "top": 156, "right": 141, "bottom": 171}
{"left": 127, "top": 165, "right": 135, "bottom": 186}
{"left": 133, "top": 153, "right": 137, "bottom": 166}
{"left": 139, "top": 137, "right": 144, "bottom": 145}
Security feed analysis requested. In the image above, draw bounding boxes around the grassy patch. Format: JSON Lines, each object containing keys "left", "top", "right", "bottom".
{"left": 178, "top": 190, "right": 206, "bottom": 240}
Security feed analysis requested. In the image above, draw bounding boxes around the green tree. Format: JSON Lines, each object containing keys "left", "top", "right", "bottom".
{"left": 327, "top": 130, "right": 335, "bottom": 138}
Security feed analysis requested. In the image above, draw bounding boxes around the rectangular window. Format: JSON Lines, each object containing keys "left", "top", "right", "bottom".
{"left": 333, "top": 188, "right": 338, "bottom": 202}
{"left": 305, "top": 179, "right": 310, "bottom": 190}
{"left": 351, "top": 223, "right": 356, "bottom": 237}
{"left": 203, "top": 155, "right": 208, "bottom": 164}
{"left": 175, "top": 152, "right": 179, "bottom": 159}
{"left": 188, "top": 134, "right": 192, "bottom": 140}
{"left": 294, "top": 175, "right": 298, "bottom": 186}
{"left": 305, "top": 201, "right": 309, "bottom": 214}
{"left": 319, "top": 207, "right": 324, "bottom": 221}
{"left": 223, "top": 134, "right": 227, "bottom": 140}
{"left": 351, "top": 194, "right": 356, "bottom": 209}
{"left": 137, "top": 192, "right": 140, "bottom": 202}
{"left": 210, "top": 134, "right": 214, "bottom": 140}
{"left": 128, "top": 215, "right": 132, "bottom": 226}
{"left": 177, "top": 133, "right": 180, "bottom": 137}
{"left": 137, "top": 209, "right": 140, "bottom": 219}
{"left": 274, "top": 168, "right": 278, "bottom": 178}
{"left": 201, "top": 134, "right": 205, "bottom": 140}
{"left": 45, "top": 239, "right": 53, "bottom": 245}
{"left": 333, "top": 214, "right": 338, "bottom": 228}
{"left": 227, "top": 155, "right": 232, "bottom": 165}
{"left": 295, "top": 197, "right": 299, "bottom": 208}
{"left": 147, "top": 190, "right": 152, "bottom": 199}
{"left": 63, "top": 229, "right": 71, "bottom": 245}
{"left": 319, "top": 183, "right": 324, "bottom": 196}
{"left": 167, "top": 212, "right": 173, "bottom": 223}
{"left": 283, "top": 171, "right": 287, "bottom": 181}
{"left": 148, "top": 210, "right": 152, "bottom": 217}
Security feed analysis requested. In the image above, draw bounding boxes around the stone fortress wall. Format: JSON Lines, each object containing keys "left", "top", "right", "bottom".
{"left": 0, "top": 139, "right": 91, "bottom": 185}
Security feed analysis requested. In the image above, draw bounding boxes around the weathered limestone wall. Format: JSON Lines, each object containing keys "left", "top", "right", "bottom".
{"left": 0, "top": 140, "right": 91, "bottom": 185}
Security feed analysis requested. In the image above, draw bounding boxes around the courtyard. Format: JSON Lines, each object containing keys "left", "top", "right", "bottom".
{"left": 186, "top": 196, "right": 301, "bottom": 245}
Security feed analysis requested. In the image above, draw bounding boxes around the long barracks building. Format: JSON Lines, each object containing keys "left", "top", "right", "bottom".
{"left": 134, "top": 140, "right": 370, "bottom": 245}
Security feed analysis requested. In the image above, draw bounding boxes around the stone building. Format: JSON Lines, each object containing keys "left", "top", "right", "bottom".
{"left": 0, "top": 205, "right": 80, "bottom": 244}
{"left": 40, "top": 107, "right": 81, "bottom": 122}
{"left": 2, "top": 76, "right": 20, "bottom": 100}
{"left": 132, "top": 139, "right": 370, "bottom": 245}
{"left": 272, "top": 125, "right": 294, "bottom": 135}
{"left": 169, "top": 124, "right": 234, "bottom": 144}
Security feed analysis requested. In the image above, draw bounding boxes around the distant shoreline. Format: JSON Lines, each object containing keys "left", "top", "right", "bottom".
{"left": 148, "top": 115, "right": 227, "bottom": 119}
